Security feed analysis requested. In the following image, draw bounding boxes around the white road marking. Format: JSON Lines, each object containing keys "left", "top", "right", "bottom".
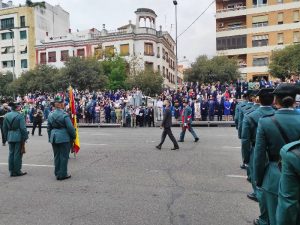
{"left": 222, "top": 146, "right": 240, "bottom": 149}
{"left": 80, "top": 143, "right": 108, "bottom": 146}
{"left": 227, "top": 175, "right": 248, "bottom": 179}
{"left": 0, "top": 163, "right": 54, "bottom": 168}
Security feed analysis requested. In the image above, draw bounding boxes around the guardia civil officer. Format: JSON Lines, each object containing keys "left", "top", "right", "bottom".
{"left": 234, "top": 92, "right": 247, "bottom": 129}
{"left": 47, "top": 95, "right": 76, "bottom": 181}
{"left": 241, "top": 88, "right": 275, "bottom": 225}
{"left": 3, "top": 102, "right": 28, "bottom": 177}
{"left": 0, "top": 103, "right": 10, "bottom": 146}
{"left": 178, "top": 99, "right": 199, "bottom": 143}
{"left": 276, "top": 141, "right": 300, "bottom": 225}
{"left": 253, "top": 83, "right": 300, "bottom": 225}
{"left": 238, "top": 90, "right": 256, "bottom": 169}
{"left": 156, "top": 100, "right": 179, "bottom": 150}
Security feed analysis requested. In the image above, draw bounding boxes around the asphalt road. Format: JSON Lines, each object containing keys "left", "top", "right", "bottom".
{"left": 0, "top": 127, "right": 258, "bottom": 225}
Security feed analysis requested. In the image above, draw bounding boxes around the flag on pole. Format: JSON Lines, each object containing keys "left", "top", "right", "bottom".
{"left": 69, "top": 86, "right": 80, "bottom": 154}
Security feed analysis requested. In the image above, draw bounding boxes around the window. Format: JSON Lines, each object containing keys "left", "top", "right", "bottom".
{"left": 20, "top": 30, "right": 27, "bottom": 40}
{"left": 157, "top": 47, "right": 160, "bottom": 58}
{"left": 48, "top": 52, "right": 56, "bottom": 62}
{"left": 277, "top": 0, "right": 283, "bottom": 3}
{"left": 278, "top": 13, "right": 284, "bottom": 24}
{"left": 1, "top": 18, "right": 14, "bottom": 29}
{"left": 277, "top": 33, "right": 284, "bottom": 45}
{"left": 162, "top": 66, "right": 165, "bottom": 77}
{"left": 21, "top": 59, "right": 28, "bottom": 68}
{"left": 20, "top": 16, "right": 26, "bottom": 27}
{"left": 252, "top": 15, "right": 268, "bottom": 27}
{"left": 2, "top": 60, "right": 15, "bottom": 68}
{"left": 40, "top": 52, "right": 46, "bottom": 64}
{"left": 253, "top": 57, "right": 269, "bottom": 66}
{"left": 144, "top": 43, "right": 154, "bottom": 56}
{"left": 253, "top": 0, "right": 267, "bottom": 7}
{"left": 61, "top": 50, "right": 69, "bottom": 61}
{"left": 216, "top": 35, "right": 247, "bottom": 50}
{"left": 94, "top": 46, "right": 103, "bottom": 59}
{"left": 1, "top": 32, "right": 14, "bottom": 40}
{"left": 105, "top": 46, "right": 114, "bottom": 57}
{"left": 120, "top": 44, "right": 129, "bottom": 56}
{"left": 252, "top": 35, "right": 269, "bottom": 47}
{"left": 77, "top": 49, "right": 85, "bottom": 57}
{"left": 145, "top": 62, "right": 154, "bottom": 71}
{"left": 294, "top": 31, "right": 300, "bottom": 43}
{"left": 294, "top": 11, "right": 300, "bottom": 22}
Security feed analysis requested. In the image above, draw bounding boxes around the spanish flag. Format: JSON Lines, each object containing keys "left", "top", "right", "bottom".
{"left": 69, "top": 86, "right": 80, "bottom": 154}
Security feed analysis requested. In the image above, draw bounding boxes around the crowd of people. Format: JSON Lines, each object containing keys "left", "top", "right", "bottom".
{"left": 0, "top": 78, "right": 298, "bottom": 129}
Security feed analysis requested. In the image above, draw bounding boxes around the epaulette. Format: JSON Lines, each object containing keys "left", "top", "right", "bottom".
{"left": 287, "top": 141, "right": 300, "bottom": 158}
{"left": 261, "top": 113, "right": 275, "bottom": 118}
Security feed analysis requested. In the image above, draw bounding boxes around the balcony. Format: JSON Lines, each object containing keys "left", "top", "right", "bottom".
{"left": 216, "top": 5, "right": 246, "bottom": 14}
{"left": 217, "top": 25, "right": 246, "bottom": 32}
{"left": 216, "top": 5, "right": 246, "bottom": 19}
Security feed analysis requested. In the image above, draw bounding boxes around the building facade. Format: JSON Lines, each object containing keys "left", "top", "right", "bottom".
{"left": 216, "top": 0, "right": 300, "bottom": 81}
{"left": 0, "top": 1, "right": 69, "bottom": 77}
{"left": 35, "top": 8, "right": 182, "bottom": 88}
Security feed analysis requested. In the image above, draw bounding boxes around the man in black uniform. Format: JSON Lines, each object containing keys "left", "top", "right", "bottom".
{"left": 156, "top": 100, "right": 179, "bottom": 151}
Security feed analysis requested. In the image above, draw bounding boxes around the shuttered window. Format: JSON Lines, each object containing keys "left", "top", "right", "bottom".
{"left": 120, "top": 44, "right": 129, "bottom": 56}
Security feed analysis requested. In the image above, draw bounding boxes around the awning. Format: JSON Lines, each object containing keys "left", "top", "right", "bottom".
{"left": 19, "top": 45, "right": 27, "bottom": 52}
{"left": 252, "top": 15, "right": 268, "bottom": 23}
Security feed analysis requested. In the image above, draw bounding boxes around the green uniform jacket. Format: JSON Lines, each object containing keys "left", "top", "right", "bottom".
{"left": 254, "top": 110, "right": 300, "bottom": 194}
{"left": 235, "top": 101, "right": 247, "bottom": 129}
{"left": 276, "top": 141, "right": 300, "bottom": 225}
{"left": 47, "top": 109, "right": 76, "bottom": 144}
{"left": 3, "top": 111, "right": 28, "bottom": 142}
{"left": 241, "top": 106, "right": 275, "bottom": 164}
{"left": 238, "top": 102, "right": 254, "bottom": 139}
{"left": 183, "top": 105, "right": 193, "bottom": 124}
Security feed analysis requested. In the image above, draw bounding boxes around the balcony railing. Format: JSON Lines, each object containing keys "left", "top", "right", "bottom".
{"left": 217, "top": 25, "right": 247, "bottom": 32}
{"left": 216, "top": 5, "right": 246, "bottom": 13}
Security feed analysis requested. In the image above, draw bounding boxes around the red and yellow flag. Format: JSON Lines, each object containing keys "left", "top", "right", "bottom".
{"left": 69, "top": 86, "right": 80, "bottom": 154}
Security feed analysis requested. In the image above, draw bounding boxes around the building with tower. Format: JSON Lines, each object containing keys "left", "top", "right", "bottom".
{"left": 35, "top": 8, "right": 182, "bottom": 88}
{"left": 216, "top": 0, "right": 300, "bottom": 81}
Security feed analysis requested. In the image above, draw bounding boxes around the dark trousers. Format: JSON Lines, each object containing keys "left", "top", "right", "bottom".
{"left": 158, "top": 127, "right": 179, "bottom": 148}
{"left": 52, "top": 142, "right": 71, "bottom": 178}
{"left": 0, "top": 124, "right": 5, "bottom": 144}
{"left": 179, "top": 125, "right": 198, "bottom": 141}
{"left": 32, "top": 121, "right": 42, "bottom": 135}
{"left": 209, "top": 115, "right": 214, "bottom": 121}
{"left": 148, "top": 118, "right": 155, "bottom": 127}
{"left": 8, "top": 142, "right": 22, "bottom": 175}
{"left": 217, "top": 115, "right": 222, "bottom": 121}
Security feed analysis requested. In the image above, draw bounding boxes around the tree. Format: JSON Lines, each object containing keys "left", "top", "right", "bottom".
{"left": 0, "top": 72, "right": 14, "bottom": 96}
{"left": 61, "top": 57, "right": 108, "bottom": 91}
{"left": 101, "top": 56, "right": 128, "bottom": 90}
{"left": 269, "top": 44, "right": 300, "bottom": 81}
{"left": 184, "top": 55, "right": 240, "bottom": 83}
{"left": 127, "top": 70, "right": 163, "bottom": 96}
{"left": 10, "top": 65, "right": 58, "bottom": 95}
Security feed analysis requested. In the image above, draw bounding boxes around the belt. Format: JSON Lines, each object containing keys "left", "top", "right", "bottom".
{"left": 269, "top": 155, "right": 280, "bottom": 162}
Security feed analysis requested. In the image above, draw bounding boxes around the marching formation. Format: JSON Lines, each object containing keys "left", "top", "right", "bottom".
{"left": 236, "top": 83, "right": 300, "bottom": 225}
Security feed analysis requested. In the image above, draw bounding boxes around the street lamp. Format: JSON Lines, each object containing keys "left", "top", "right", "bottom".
{"left": 173, "top": 0, "right": 178, "bottom": 91}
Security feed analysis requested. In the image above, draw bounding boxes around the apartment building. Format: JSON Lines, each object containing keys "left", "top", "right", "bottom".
{"left": 0, "top": 0, "right": 69, "bottom": 77}
{"left": 35, "top": 8, "right": 182, "bottom": 88}
{"left": 216, "top": 0, "right": 300, "bottom": 81}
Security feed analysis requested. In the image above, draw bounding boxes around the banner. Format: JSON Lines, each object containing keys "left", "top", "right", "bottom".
{"left": 69, "top": 86, "right": 80, "bottom": 154}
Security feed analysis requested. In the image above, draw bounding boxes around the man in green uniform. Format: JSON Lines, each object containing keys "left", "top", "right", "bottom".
{"left": 3, "top": 102, "right": 28, "bottom": 177}
{"left": 238, "top": 90, "right": 255, "bottom": 169}
{"left": 241, "top": 88, "right": 275, "bottom": 225}
{"left": 276, "top": 141, "right": 300, "bottom": 225}
{"left": 178, "top": 100, "right": 199, "bottom": 143}
{"left": 0, "top": 103, "right": 10, "bottom": 146}
{"left": 234, "top": 93, "right": 247, "bottom": 129}
{"left": 47, "top": 95, "right": 76, "bottom": 181}
{"left": 253, "top": 83, "right": 300, "bottom": 225}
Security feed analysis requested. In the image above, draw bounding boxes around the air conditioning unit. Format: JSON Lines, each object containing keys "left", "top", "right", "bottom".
{"left": 219, "top": 23, "right": 224, "bottom": 28}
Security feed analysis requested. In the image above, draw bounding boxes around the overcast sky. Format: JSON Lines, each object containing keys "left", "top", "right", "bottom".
{"left": 12, "top": 0, "right": 216, "bottom": 62}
